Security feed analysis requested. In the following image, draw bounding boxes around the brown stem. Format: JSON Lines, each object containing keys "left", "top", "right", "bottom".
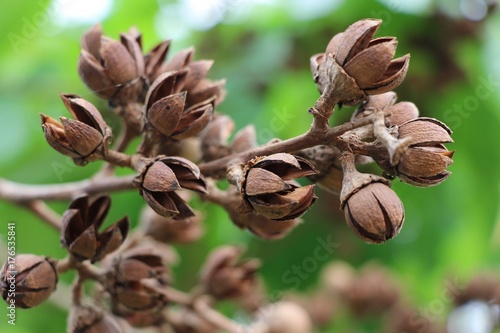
{"left": 193, "top": 297, "right": 246, "bottom": 333}
{"left": 104, "top": 149, "right": 133, "bottom": 168}
{"left": 56, "top": 255, "right": 77, "bottom": 274}
{"left": 68, "top": 258, "right": 106, "bottom": 305}
{"left": 141, "top": 281, "right": 193, "bottom": 305}
{"left": 58, "top": 255, "right": 105, "bottom": 286}
{"left": 76, "top": 261, "right": 105, "bottom": 282}
{"left": 201, "top": 179, "right": 235, "bottom": 206}
{"left": 199, "top": 112, "right": 378, "bottom": 178}
{"left": 96, "top": 122, "right": 139, "bottom": 177}
{"left": 0, "top": 175, "right": 136, "bottom": 202}
{"left": 339, "top": 151, "right": 357, "bottom": 175}
{"left": 24, "top": 200, "right": 62, "bottom": 230}
{"left": 338, "top": 150, "right": 390, "bottom": 206}
{"left": 141, "top": 282, "right": 248, "bottom": 333}
{"left": 71, "top": 275, "right": 84, "bottom": 305}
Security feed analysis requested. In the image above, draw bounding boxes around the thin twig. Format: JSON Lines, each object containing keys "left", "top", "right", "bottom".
{"left": 0, "top": 175, "right": 136, "bottom": 202}
{"left": 163, "top": 287, "right": 193, "bottom": 306}
{"left": 76, "top": 261, "right": 106, "bottom": 282}
{"left": 199, "top": 112, "right": 379, "bottom": 178}
{"left": 193, "top": 297, "right": 247, "bottom": 333}
{"left": 201, "top": 179, "right": 234, "bottom": 206}
{"left": 141, "top": 282, "right": 249, "bottom": 333}
{"left": 71, "top": 275, "right": 84, "bottom": 305}
{"left": 56, "top": 255, "right": 76, "bottom": 274}
{"left": 95, "top": 123, "right": 138, "bottom": 177}
{"left": 140, "top": 281, "right": 192, "bottom": 305}
{"left": 57, "top": 255, "right": 105, "bottom": 282}
{"left": 104, "top": 149, "right": 133, "bottom": 168}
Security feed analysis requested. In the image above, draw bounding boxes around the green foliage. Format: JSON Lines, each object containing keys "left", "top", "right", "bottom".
{"left": 1, "top": 0, "right": 499, "bottom": 332}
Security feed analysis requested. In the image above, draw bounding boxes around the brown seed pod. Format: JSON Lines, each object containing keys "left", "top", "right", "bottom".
{"left": 0, "top": 254, "right": 58, "bottom": 309}
{"left": 311, "top": 19, "right": 410, "bottom": 106}
{"left": 237, "top": 153, "right": 318, "bottom": 221}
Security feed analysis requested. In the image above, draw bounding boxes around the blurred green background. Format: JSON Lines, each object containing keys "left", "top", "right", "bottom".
{"left": 1, "top": 0, "right": 500, "bottom": 332}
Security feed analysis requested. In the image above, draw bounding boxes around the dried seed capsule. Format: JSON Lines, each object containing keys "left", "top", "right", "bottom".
{"left": 232, "top": 210, "right": 302, "bottom": 240}
{"left": 220, "top": 185, "right": 302, "bottom": 239}
{"left": 237, "top": 153, "right": 318, "bottom": 221}
{"left": 351, "top": 91, "right": 397, "bottom": 118}
{"left": 106, "top": 246, "right": 170, "bottom": 313}
{"left": 184, "top": 60, "right": 215, "bottom": 90}
{"left": 343, "top": 182, "right": 404, "bottom": 244}
{"left": 200, "top": 115, "right": 257, "bottom": 162}
{"left": 41, "top": 95, "right": 110, "bottom": 164}
{"left": 144, "top": 39, "right": 171, "bottom": 82}
{"left": 78, "top": 24, "right": 225, "bottom": 110}
{"left": 399, "top": 117, "right": 453, "bottom": 146}
{"left": 0, "top": 254, "right": 58, "bottom": 309}
{"left": 61, "top": 195, "right": 129, "bottom": 262}
{"left": 298, "top": 145, "right": 344, "bottom": 195}
{"left": 146, "top": 91, "right": 187, "bottom": 137}
{"left": 231, "top": 125, "right": 257, "bottom": 153}
{"left": 387, "top": 101, "right": 419, "bottom": 126}
{"left": 200, "top": 246, "right": 260, "bottom": 299}
{"left": 99, "top": 37, "right": 139, "bottom": 85}
{"left": 171, "top": 98, "right": 214, "bottom": 140}
{"left": 153, "top": 47, "right": 226, "bottom": 108}
{"left": 185, "top": 78, "right": 226, "bottom": 109}
{"left": 135, "top": 157, "right": 207, "bottom": 219}
{"left": 340, "top": 153, "right": 404, "bottom": 244}
{"left": 144, "top": 71, "right": 216, "bottom": 140}
{"left": 395, "top": 118, "right": 454, "bottom": 187}
{"left": 41, "top": 114, "right": 102, "bottom": 160}
{"left": 78, "top": 24, "right": 141, "bottom": 102}
{"left": 162, "top": 47, "right": 194, "bottom": 72}
{"left": 200, "top": 114, "right": 234, "bottom": 161}
{"left": 352, "top": 91, "right": 419, "bottom": 126}
{"left": 311, "top": 19, "right": 410, "bottom": 106}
